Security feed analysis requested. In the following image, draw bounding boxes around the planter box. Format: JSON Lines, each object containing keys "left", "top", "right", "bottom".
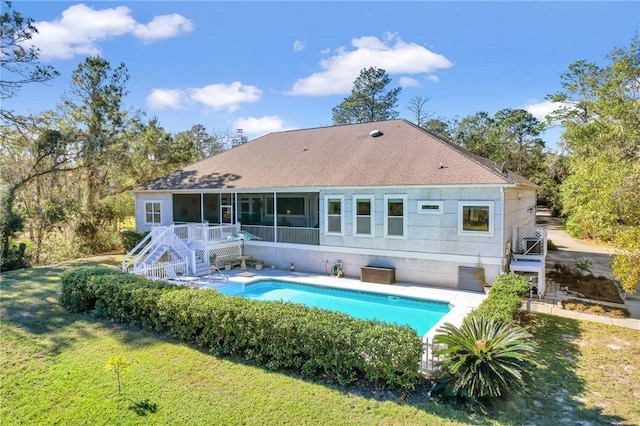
{"left": 361, "top": 266, "right": 395, "bottom": 284}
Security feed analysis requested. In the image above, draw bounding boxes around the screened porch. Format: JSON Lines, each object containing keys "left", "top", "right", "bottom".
{"left": 171, "top": 192, "right": 320, "bottom": 245}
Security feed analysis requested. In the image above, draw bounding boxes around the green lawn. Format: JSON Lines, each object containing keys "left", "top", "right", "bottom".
{"left": 1, "top": 256, "right": 639, "bottom": 425}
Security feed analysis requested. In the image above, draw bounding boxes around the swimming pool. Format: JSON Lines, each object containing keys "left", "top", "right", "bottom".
{"left": 217, "top": 279, "right": 451, "bottom": 336}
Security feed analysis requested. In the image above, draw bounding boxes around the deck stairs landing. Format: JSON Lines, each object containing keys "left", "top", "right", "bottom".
{"left": 122, "top": 223, "right": 242, "bottom": 280}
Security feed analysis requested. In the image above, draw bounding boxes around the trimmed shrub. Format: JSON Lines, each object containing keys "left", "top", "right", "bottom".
{"left": 467, "top": 273, "right": 529, "bottom": 324}
{"left": 60, "top": 267, "right": 121, "bottom": 312}
{"left": 156, "top": 289, "right": 422, "bottom": 390}
{"left": 59, "top": 268, "right": 423, "bottom": 391}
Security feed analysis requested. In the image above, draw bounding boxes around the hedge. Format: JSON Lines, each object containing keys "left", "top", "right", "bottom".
{"left": 468, "top": 273, "right": 529, "bottom": 323}
{"left": 120, "top": 229, "right": 149, "bottom": 253}
{"left": 59, "top": 267, "right": 423, "bottom": 391}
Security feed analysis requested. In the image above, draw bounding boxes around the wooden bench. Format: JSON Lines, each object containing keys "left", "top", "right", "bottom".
{"left": 361, "top": 266, "right": 395, "bottom": 284}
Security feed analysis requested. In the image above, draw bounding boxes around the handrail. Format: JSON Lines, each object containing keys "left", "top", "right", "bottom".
{"left": 208, "top": 265, "right": 228, "bottom": 283}
{"left": 124, "top": 223, "right": 245, "bottom": 277}
{"left": 122, "top": 227, "right": 169, "bottom": 272}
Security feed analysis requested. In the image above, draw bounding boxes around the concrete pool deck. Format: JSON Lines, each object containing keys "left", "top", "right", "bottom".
{"left": 190, "top": 267, "right": 487, "bottom": 340}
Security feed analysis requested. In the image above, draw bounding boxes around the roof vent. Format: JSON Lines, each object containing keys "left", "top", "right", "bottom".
{"left": 369, "top": 129, "right": 383, "bottom": 137}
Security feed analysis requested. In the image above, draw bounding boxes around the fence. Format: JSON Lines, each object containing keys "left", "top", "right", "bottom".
{"left": 419, "top": 336, "right": 447, "bottom": 374}
{"left": 134, "top": 259, "right": 188, "bottom": 281}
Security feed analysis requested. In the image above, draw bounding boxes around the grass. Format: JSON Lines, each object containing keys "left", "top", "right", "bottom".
{"left": 2, "top": 256, "right": 639, "bottom": 425}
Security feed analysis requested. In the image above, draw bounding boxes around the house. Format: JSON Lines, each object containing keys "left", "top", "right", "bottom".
{"left": 125, "top": 119, "right": 546, "bottom": 294}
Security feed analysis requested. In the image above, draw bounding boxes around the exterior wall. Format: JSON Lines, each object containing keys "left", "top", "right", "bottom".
{"left": 319, "top": 186, "right": 505, "bottom": 260}
{"left": 133, "top": 185, "right": 528, "bottom": 288}
{"left": 503, "top": 188, "right": 538, "bottom": 255}
{"left": 244, "top": 242, "right": 502, "bottom": 289}
{"left": 134, "top": 192, "right": 174, "bottom": 232}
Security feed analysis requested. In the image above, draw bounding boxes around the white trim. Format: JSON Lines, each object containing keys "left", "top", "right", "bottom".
{"left": 384, "top": 194, "right": 407, "bottom": 238}
{"left": 352, "top": 195, "right": 375, "bottom": 237}
{"left": 131, "top": 183, "right": 519, "bottom": 194}
{"left": 417, "top": 200, "right": 443, "bottom": 215}
{"left": 144, "top": 200, "right": 162, "bottom": 225}
{"left": 458, "top": 201, "right": 494, "bottom": 237}
{"left": 324, "top": 195, "right": 344, "bottom": 235}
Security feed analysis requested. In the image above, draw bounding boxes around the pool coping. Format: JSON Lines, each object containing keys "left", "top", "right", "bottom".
{"left": 197, "top": 268, "right": 487, "bottom": 340}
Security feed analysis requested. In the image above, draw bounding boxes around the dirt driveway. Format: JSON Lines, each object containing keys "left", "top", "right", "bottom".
{"left": 537, "top": 208, "right": 613, "bottom": 278}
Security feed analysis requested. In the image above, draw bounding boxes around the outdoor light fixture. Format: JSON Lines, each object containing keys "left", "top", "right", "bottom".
{"left": 527, "top": 206, "right": 534, "bottom": 214}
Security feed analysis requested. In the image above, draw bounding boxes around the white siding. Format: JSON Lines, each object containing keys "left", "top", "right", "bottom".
{"left": 134, "top": 192, "right": 174, "bottom": 231}
{"left": 319, "top": 187, "right": 504, "bottom": 259}
{"left": 503, "top": 188, "right": 537, "bottom": 253}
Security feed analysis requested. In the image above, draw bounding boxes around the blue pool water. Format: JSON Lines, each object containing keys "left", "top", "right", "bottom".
{"left": 217, "top": 280, "right": 451, "bottom": 336}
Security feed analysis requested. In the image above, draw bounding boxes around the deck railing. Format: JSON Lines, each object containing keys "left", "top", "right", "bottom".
{"left": 241, "top": 225, "right": 319, "bottom": 245}
{"left": 173, "top": 223, "right": 239, "bottom": 246}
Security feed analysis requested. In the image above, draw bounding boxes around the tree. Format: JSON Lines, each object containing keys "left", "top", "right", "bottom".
{"left": 175, "top": 124, "right": 225, "bottom": 160}
{"left": 444, "top": 109, "right": 547, "bottom": 179}
{"left": 422, "top": 118, "right": 453, "bottom": 140}
{"left": 0, "top": 1, "right": 58, "bottom": 101}
{"left": 493, "top": 108, "right": 546, "bottom": 176}
{"left": 332, "top": 67, "right": 401, "bottom": 124}
{"left": 548, "top": 37, "right": 639, "bottom": 293}
{"left": 62, "top": 56, "right": 129, "bottom": 210}
{"left": 449, "top": 112, "right": 499, "bottom": 159}
{"left": 407, "top": 95, "right": 433, "bottom": 128}
{"left": 0, "top": 113, "right": 75, "bottom": 265}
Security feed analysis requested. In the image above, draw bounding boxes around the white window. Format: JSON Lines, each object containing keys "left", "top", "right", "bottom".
{"left": 384, "top": 195, "right": 407, "bottom": 238}
{"left": 353, "top": 195, "right": 374, "bottom": 236}
{"left": 325, "top": 196, "right": 344, "bottom": 235}
{"left": 458, "top": 201, "right": 494, "bottom": 236}
{"left": 145, "top": 201, "right": 162, "bottom": 224}
{"left": 417, "top": 200, "right": 443, "bottom": 215}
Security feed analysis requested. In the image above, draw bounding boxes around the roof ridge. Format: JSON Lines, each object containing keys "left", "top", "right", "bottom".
{"left": 401, "top": 119, "right": 531, "bottom": 186}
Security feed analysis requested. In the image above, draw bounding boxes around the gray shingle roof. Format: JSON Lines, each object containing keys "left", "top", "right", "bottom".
{"left": 135, "top": 119, "right": 537, "bottom": 191}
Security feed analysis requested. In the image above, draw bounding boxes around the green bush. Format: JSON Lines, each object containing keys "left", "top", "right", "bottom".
{"left": 433, "top": 316, "right": 535, "bottom": 406}
{"left": 59, "top": 268, "right": 423, "bottom": 391}
{"left": 157, "top": 289, "right": 422, "bottom": 390}
{"left": 60, "top": 267, "right": 121, "bottom": 312}
{"left": 468, "top": 273, "right": 529, "bottom": 323}
{"left": 91, "top": 274, "right": 176, "bottom": 327}
{"left": 120, "top": 230, "right": 149, "bottom": 253}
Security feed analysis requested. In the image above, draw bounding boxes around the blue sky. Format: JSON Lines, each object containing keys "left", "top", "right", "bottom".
{"left": 7, "top": 1, "right": 640, "bottom": 148}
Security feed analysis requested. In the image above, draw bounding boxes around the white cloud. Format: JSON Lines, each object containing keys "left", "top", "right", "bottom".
{"left": 287, "top": 33, "right": 453, "bottom": 96}
{"left": 293, "top": 40, "right": 306, "bottom": 52}
{"left": 133, "top": 14, "right": 193, "bottom": 43}
{"left": 234, "top": 116, "right": 293, "bottom": 138}
{"left": 399, "top": 77, "right": 420, "bottom": 88}
{"left": 147, "top": 88, "right": 187, "bottom": 110}
{"left": 524, "top": 100, "right": 569, "bottom": 123}
{"left": 189, "top": 82, "right": 262, "bottom": 112}
{"left": 28, "top": 4, "right": 193, "bottom": 60}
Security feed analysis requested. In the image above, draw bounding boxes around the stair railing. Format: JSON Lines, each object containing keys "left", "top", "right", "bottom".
{"left": 122, "top": 226, "right": 169, "bottom": 272}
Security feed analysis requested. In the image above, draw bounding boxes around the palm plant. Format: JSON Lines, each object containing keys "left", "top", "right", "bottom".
{"left": 432, "top": 316, "right": 536, "bottom": 404}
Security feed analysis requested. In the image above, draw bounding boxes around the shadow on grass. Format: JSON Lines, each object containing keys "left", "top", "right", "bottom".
{"left": 128, "top": 398, "right": 158, "bottom": 416}
{"left": 505, "top": 312, "right": 627, "bottom": 426}
{"left": 0, "top": 255, "right": 159, "bottom": 356}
